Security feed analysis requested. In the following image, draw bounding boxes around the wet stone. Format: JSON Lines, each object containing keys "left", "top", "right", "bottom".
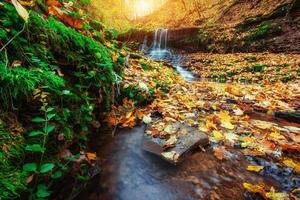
{"left": 143, "top": 122, "right": 209, "bottom": 164}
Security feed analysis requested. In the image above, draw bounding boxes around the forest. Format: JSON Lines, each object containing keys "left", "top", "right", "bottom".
{"left": 0, "top": 0, "right": 299, "bottom": 199}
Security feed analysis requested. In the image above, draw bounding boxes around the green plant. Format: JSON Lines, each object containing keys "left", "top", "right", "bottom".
{"left": 24, "top": 100, "right": 57, "bottom": 198}
{"left": 140, "top": 62, "right": 153, "bottom": 71}
{"left": 252, "top": 64, "right": 269, "bottom": 72}
{"left": 244, "top": 23, "right": 282, "bottom": 42}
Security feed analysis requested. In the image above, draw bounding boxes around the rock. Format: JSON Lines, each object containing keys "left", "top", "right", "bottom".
{"left": 143, "top": 122, "right": 209, "bottom": 164}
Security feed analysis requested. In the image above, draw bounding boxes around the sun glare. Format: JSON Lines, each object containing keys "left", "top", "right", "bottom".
{"left": 135, "top": 0, "right": 153, "bottom": 17}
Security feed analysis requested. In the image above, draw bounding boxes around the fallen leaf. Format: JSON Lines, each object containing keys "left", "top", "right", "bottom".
{"left": 135, "top": 110, "right": 144, "bottom": 120}
{"left": 266, "top": 187, "right": 288, "bottom": 200}
{"left": 252, "top": 120, "right": 276, "bottom": 130}
{"left": 86, "top": 152, "right": 97, "bottom": 161}
{"left": 233, "top": 108, "right": 244, "bottom": 116}
{"left": 26, "top": 174, "right": 34, "bottom": 183}
{"left": 11, "top": 0, "right": 29, "bottom": 22}
{"left": 269, "top": 129, "right": 286, "bottom": 141}
{"left": 143, "top": 114, "right": 152, "bottom": 124}
{"left": 206, "top": 119, "right": 217, "bottom": 130}
{"left": 225, "top": 132, "right": 239, "bottom": 143}
{"left": 138, "top": 82, "right": 149, "bottom": 92}
{"left": 210, "top": 130, "right": 224, "bottom": 143}
{"left": 282, "top": 158, "right": 300, "bottom": 173}
{"left": 243, "top": 182, "right": 265, "bottom": 194}
{"left": 107, "top": 115, "right": 118, "bottom": 126}
{"left": 225, "top": 85, "right": 243, "bottom": 97}
{"left": 247, "top": 165, "right": 264, "bottom": 172}
{"left": 164, "top": 135, "right": 178, "bottom": 149}
{"left": 164, "top": 124, "right": 177, "bottom": 134}
{"left": 161, "top": 151, "right": 179, "bottom": 162}
{"left": 213, "top": 146, "right": 229, "bottom": 160}
{"left": 217, "top": 111, "right": 235, "bottom": 130}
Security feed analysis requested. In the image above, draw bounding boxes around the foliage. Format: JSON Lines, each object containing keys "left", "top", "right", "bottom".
{"left": 0, "top": 121, "right": 27, "bottom": 200}
{"left": 0, "top": 2, "right": 125, "bottom": 199}
{"left": 0, "top": 64, "right": 64, "bottom": 108}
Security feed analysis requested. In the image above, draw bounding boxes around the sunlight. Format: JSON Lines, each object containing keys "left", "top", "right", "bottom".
{"left": 134, "top": 0, "right": 153, "bottom": 17}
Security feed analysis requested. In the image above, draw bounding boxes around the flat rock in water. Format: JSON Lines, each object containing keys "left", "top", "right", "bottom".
{"left": 143, "top": 122, "right": 209, "bottom": 164}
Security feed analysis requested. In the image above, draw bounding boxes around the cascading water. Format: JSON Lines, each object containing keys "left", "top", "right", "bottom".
{"left": 149, "top": 28, "right": 171, "bottom": 60}
{"left": 147, "top": 28, "right": 195, "bottom": 82}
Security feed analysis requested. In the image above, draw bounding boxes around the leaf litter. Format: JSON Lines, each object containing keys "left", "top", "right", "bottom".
{"left": 107, "top": 52, "right": 300, "bottom": 199}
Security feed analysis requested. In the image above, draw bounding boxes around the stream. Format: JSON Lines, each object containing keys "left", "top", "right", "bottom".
{"left": 76, "top": 29, "right": 299, "bottom": 200}
{"left": 77, "top": 125, "right": 277, "bottom": 200}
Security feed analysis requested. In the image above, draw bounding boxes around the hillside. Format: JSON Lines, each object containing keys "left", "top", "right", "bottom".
{"left": 125, "top": 0, "right": 300, "bottom": 53}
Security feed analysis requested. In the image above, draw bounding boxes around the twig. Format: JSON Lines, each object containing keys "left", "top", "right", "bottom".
{"left": 0, "top": 22, "right": 26, "bottom": 52}
{"left": 4, "top": 48, "right": 8, "bottom": 69}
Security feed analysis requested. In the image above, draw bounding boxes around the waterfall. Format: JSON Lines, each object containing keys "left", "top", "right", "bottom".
{"left": 149, "top": 28, "right": 170, "bottom": 60}
{"left": 146, "top": 28, "right": 195, "bottom": 82}
{"left": 153, "top": 28, "right": 168, "bottom": 50}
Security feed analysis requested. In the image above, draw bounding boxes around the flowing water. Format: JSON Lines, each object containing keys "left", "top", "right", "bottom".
{"left": 76, "top": 29, "right": 299, "bottom": 200}
{"left": 147, "top": 28, "right": 195, "bottom": 82}
{"left": 77, "top": 126, "right": 277, "bottom": 200}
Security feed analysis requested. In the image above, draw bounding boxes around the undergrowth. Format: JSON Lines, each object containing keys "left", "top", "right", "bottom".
{"left": 0, "top": 2, "right": 125, "bottom": 199}
{"left": 0, "top": 121, "right": 26, "bottom": 200}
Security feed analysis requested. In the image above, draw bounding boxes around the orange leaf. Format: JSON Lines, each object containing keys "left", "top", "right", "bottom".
{"left": 135, "top": 110, "right": 144, "bottom": 120}
{"left": 46, "top": 0, "right": 61, "bottom": 7}
{"left": 107, "top": 115, "right": 118, "bottom": 126}
{"left": 86, "top": 152, "right": 97, "bottom": 160}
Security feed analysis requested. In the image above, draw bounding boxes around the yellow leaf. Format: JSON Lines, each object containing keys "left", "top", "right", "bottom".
{"left": 240, "top": 136, "right": 256, "bottom": 148}
{"left": 205, "top": 119, "right": 217, "bottom": 130}
{"left": 269, "top": 129, "right": 286, "bottom": 141}
{"left": 111, "top": 52, "right": 119, "bottom": 62}
{"left": 125, "top": 111, "right": 133, "bottom": 119}
{"left": 252, "top": 120, "right": 275, "bottom": 130}
{"left": 243, "top": 182, "right": 265, "bottom": 194}
{"left": 142, "top": 114, "right": 152, "bottom": 124}
{"left": 217, "top": 111, "right": 235, "bottom": 130}
{"left": 247, "top": 165, "right": 264, "bottom": 172}
{"left": 210, "top": 130, "right": 224, "bottom": 143}
{"left": 266, "top": 187, "right": 288, "bottom": 200}
{"left": 282, "top": 158, "right": 300, "bottom": 173}
{"left": 196, "top": 100, "right": 205, "bottom": 107}
{"left": 11, "top": 0, "right": 29, "bottom": 22}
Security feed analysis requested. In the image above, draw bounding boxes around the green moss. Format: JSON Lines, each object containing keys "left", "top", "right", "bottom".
{"left": 245, "top": 23, "right": 274, "bottom": 42}
{"left": 237, "top": 3, "right": 291, "bottom": 31}
{"left": 0, "top": 2, "right": 125, "bottom": 199}
{"left": 0, "top": 122, "right": 27, "bottom": 200}
{"left": 0, "top": 64, "right": 64, "bottom": 108}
